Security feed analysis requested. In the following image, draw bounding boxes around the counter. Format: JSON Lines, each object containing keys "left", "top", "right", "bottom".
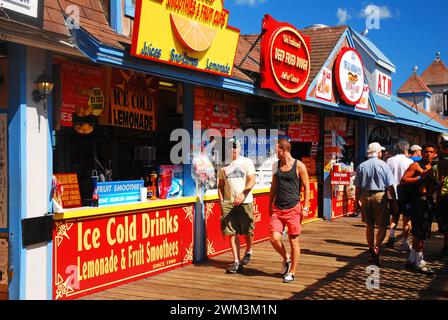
{"left": 52, "top": 196, "right": 197, "bottom": 300}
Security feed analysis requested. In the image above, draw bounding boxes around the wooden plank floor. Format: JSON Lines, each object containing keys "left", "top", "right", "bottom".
{"left": 80, "top": 217, "right": 448, "bottom": 300}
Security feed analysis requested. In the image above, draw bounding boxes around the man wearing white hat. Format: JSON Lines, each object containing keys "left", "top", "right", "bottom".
{"left": 354, "top": 142, "right": 398, "bottom": 267}
{"left": 409, "top": 145, "right": 423, "bottom": 162}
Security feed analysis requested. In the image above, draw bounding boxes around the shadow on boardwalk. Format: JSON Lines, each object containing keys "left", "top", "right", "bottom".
{"left": 80, "top": 217, "right": 448, "bottom": 300}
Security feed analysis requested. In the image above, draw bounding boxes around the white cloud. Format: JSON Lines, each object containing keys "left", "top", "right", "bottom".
{"left": 234, "top": 0, "right": 267, "bottom": 7}
{"left": 361, "top": 4, "right": 395, "bottom": 19}
{"left": 336, "top": 8, "right": 351, "bottom": 25}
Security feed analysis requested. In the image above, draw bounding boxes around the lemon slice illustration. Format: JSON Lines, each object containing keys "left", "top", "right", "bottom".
{"left": 170, "top": 14, "right": 217, "bottom": 52}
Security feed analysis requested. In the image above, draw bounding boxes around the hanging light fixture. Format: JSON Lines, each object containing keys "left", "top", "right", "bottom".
{"left": 32, "top": 71, "right": 54, "bottom": 103}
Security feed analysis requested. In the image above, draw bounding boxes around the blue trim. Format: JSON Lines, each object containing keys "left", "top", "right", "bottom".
{"left": 0, "top": 109, "right": 7, "bottom": 235}
{"left": 46, "top": 51, "right": 54, "bottom": 300}
{"left": 110, "top": 0, "right": 122, "bottom": 35}
{"left": 124, "top": 0, "right": 135, "bottom": 17}
{"left": 7, "top": 43, "right": 27, "bottom": 300}
{"left": 397, "top": 92, "right": 432, "bottom": 97}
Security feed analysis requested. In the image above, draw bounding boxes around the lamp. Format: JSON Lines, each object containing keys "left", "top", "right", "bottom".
{"left": 32, "top": 71, "right": 54, "bottom": 103}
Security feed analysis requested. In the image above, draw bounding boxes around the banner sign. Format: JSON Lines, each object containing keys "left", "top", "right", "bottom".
{"left": 272, "top": 103, "right": 303, "bottom": 125}
{"left": 355, "top": 84, "right": 370, "bottom": 111}
{"left": 315, "top": 67, "right": 333, "bottom": 102}
{"left": 260, "top": 15, "right": 311, "bottom": 99}
{"left": 0, "top": 0, "right": 43, "bottom": 27}
{"left": 335, "top": 47, "right": 365, "bottom": 105}
{"left": 53, "top": 173, "right": 82, "bottom": 209}
{"left": 59, "top": 61, "right": 105, "bottom": 127}
{"left": 375, "top": 70, "right": 392, "bottom": 98}
{"left": 110, "top": 69, "right": 158, "bottom": 131}
{"left": 131, "top": 0, "right": 240, "bottom": 77}
{"left": 97, "top": 180, "right": 145, "bottom": 206}
{"left": 53, "top": 204, "right": 195, "bottom": 299}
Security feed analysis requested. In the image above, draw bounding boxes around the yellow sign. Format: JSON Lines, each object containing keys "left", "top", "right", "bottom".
{"left": 131, "top": 0, "right": 240, "bottom": 77}
{"left": 110, "top": 69, "right": 158, "bottom": 131}
{"left": 272, "top": 103, "right": 303, "bottom": 125}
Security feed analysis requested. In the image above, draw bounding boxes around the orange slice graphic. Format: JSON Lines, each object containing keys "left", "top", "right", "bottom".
{"left": 170, "top": 14, "right": 217, "bottom": 52}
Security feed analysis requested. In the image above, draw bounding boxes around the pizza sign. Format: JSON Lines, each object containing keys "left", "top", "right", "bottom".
{"left": 335, "top": 47, "right": 365, "bottom": 105}
{"left": 260, "top": 15, "right": 311, "bottom": 99}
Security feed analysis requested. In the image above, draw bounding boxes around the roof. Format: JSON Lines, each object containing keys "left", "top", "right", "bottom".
{"left": 397, "top": 74, "right": 433, "bottom": 94}
{"left": 351, "top": 28, "right": 396, "bottom": 72}
{"left": 374, "top": 93, "right": 447, "bottom": 132}
{"left": 234, "top": 25, "right": 347, "bottom": 85}
{"left": 43, "top": 0, "right": 130, "bottom": 50}
{"left": 421, "top": 57, "right": 448, "bottom": 86}
{"left": 399, "top": 97, "right": 448, "bottom": 129}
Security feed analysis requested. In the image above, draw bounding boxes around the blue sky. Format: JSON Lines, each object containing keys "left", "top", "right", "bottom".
{"left": 225, "top": 0, "right": 448, "bottom": 94}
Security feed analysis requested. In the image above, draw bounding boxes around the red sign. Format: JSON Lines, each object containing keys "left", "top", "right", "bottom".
{"left": 375, "top": 70, "right": 392, "bottom": 98}
{"left": 330, "top": 171, "right": 351, "bottom": 185}
{"left": 205, "top": 194, "right": 271, "bottom": 258}
{"left": 260, "top": 15, "right": 311, "bottom": 99}
{"left": 335, "top": 47, "right": 365, "bottom": 105}
{"left": 53, "top": 173, "right": 82, "bottom": 209}
{"left": 58, "top": 61, "right": 105, "bottom": 127}
{"left": 52, "top": 205, "right": 194, "bottom": 299}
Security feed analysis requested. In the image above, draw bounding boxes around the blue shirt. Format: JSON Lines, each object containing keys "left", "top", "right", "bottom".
{"left": 354, "top": 157, "right": 396, "bottom": 192}
{"left": 410, "top": 156, "right": 422, "bottom": 162}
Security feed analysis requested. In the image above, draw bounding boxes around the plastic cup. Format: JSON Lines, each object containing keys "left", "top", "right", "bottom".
{"left": 140, "top": 187, "right": 148, "bottom": 202}
{"left": 159, "top": 169, "right": 173, "bottom": 199}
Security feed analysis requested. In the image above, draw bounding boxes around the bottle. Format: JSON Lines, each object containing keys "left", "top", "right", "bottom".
{"left": 92, "top": 192, "right": 99, "bottom": 207}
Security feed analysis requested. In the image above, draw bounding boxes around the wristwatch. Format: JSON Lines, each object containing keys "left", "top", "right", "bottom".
{"left": 303, "top": 207, "right": 310, "bottom": 213}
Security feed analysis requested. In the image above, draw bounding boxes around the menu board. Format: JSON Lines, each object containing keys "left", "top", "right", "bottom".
{"left": 287, "top": 112, "right": 319, "bottom": 143}
{"left": 58, "top": 61, "right": 106, "bottom": 127}
{"left": 194, "top": 87, "right": 244, "bottom": 136}
{"left": 0, "top": 114, "right": 6, "bottom": 229}
{"left": 301, "top": 157, "right": 317, "bottom": 176}
{"left": 53, "top": 173, "right": 82, "bottom": 209}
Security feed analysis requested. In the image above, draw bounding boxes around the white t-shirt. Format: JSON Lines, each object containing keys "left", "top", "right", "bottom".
{"left": 218, "top": 156, "right": 256, "bottom": 204}
{"left": 386, "top": 154, "right": 414, "bottom": 199}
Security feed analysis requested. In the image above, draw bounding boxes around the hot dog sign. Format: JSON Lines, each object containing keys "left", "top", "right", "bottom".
{"left": 335, "top": 47, "right": 365, "bottom": 105}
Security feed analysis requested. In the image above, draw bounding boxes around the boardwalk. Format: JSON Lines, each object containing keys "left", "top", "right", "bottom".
{"left": 80, "top": 217, "right": 448, "bottom": 300}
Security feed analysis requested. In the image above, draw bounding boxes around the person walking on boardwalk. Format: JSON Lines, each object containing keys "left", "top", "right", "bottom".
{"left": 401, "top": 142, "right": 438, "bottom": 275}
{"left": 431, "top": 134, "right": 448, "bottom": 262}
{"left": 269, "top": 138, "right": 310, "bottom": 283}
{"left": 218, "top": 137, "right": 256, "bottom": 274}
{"left": 385, "top": 139, "right": 414, "bottom": 250}
{"left": 354, "top": 142, "right": 398, "bottom": 267}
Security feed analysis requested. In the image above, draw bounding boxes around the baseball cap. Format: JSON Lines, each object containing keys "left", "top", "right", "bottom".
{"left": 228, "top": 137, "right": 241, "bottom": 149}
{"left": 439, "top": 133, "right": 448, "bottom": 148}
{"left": 410, "top": 145, "right": 422, "bottom": 152}
{"left": 367, "top": 142, "right": 385, "bottom": 154}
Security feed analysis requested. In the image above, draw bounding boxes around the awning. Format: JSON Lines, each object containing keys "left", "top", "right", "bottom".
{"left": 373, "top": 93, "right": 448, "bottom": 133}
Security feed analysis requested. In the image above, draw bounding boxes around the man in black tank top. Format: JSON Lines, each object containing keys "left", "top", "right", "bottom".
{"left": 401, "top": 142, "right": 438, "bottom": 275}
{"left": 269, "top": 138, "right": 310, "bottom": 283}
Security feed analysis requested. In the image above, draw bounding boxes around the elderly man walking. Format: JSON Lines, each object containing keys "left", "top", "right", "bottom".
{"left": 386, "top": 139, "right": 414, "bottom": 250}
{"left": 355, "top": 142, "right": 398, "bottom": 267}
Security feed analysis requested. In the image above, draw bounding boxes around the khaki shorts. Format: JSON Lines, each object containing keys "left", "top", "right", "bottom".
{"left": 360, "top": 191, "right": 389, "bottom": 228}
{"left": 220, "top": 202, "right": 255, "bottom": 236}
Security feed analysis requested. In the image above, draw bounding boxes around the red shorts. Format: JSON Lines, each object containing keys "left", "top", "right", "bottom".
{"left": 270, "top": 202, "right": 302, "bottom": 236}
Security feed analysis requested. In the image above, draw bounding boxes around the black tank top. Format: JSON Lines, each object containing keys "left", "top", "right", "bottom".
{"left": 274, "top": 160, "right": 301, "bottom": 210}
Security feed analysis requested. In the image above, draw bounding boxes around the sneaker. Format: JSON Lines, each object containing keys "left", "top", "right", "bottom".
{"left": 280, "top": 258, "right": 291, "bottom": 276}
{"left": 415, "top": 263, "right": 435, "bottom": 275}
{"left": 283, "top": 273, "right": 295, "bottom": 283}
{"left": 226, "top": 262, "right": 243, "bottom": 274}
{"left": 241, "top": 252, "right": 252, "bottom": 265}
{"left": 386, "top": 236, "right": 395, "bottom": 248}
